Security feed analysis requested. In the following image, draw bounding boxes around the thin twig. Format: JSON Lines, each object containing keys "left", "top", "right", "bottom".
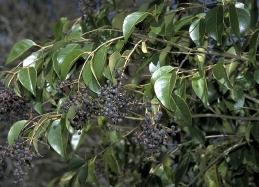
{"left": 244, "top": 94, "right": 259, "bottom": 105}
{"left": 187, "top": 140, "right": 248, "bottom": 187}
{"left": 133, "top": 33, "right": 248, "bottom": 61}
{"left": 192, "top": 113, "right": 259, "bottom": 121}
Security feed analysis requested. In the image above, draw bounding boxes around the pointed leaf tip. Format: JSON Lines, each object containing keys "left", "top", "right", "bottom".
{"left": 6, "top": 39, "right": 36, "bottom": 65}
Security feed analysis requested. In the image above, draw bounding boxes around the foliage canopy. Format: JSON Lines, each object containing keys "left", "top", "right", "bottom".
{"left": 1, "top": 0, "right": 259, "bottom": 186}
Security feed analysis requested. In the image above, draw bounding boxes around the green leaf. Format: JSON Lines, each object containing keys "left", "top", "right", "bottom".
{"left": 82, "top": 61, "right": 101, "bottom": 93}
{"left": 150, "top": 18, "right": 165, "bottom": 36}
{"left": 254, "top": 69, "right": 259, "bottom": 84}
{"left": 17, "top": 67, "right": 37, "bottom": 96}
{"left": 48, "top": 119, "right": 68, "bottom": 159}
{"left": 250, "top": 122, "right": 259, "bottom": 143}
{"left": 170, "top": 94, "right": 192, "bottom": 127}
{"left": 123, "top": 12, "right": 149, "bottom": 42}
{"left": 192, "top": 72, "right": 209, "bottom": 106}
{"left": 77, "top": 165, "right": 88, "bottom": 186}
{"left": 30, "top": 117, "right": 50, "bottom": 153}
{"left": 6, "top": 39, "right": 36, "bottom": 65}
{"left": 206, "top": 5, "right": 223, "bottom": 44}
{"left": 23, "top": 51, "right": 39, "bottom": 67}
{"left": 136, "top": 55, "right": 153, "bottom": 73}
{"left": 249, "top": 30, "right": 259, "bottom": 67}
{"left": 87, "top": 159, "right": 99, "bottom": 186}
{"left": 189, "top": 19, "right": 206, "bottom": 46}
{"left": 174, "top": 153, "right": 190, "bottom": 185}
{"left": 189, "top": 126, "right": 205, "bottom": 144}
{"left": 67, "top": 157, "right": 85, "bottom": 171}
{"left": 212, "top": 61, "right": 233, "bottom": 90}
{"left": 229, "top": 4, "right": 250, "bottom": 40}
{"left": 173, "top": 15, "right": 194, "bottom": 34}
{"left": 43, "top": 89, "right": 57, "bottom": 106}
{"left": 7, "top": 120, "right": 27, "bottom": 146}
{"left": 226, "top": 148, "right": 244, "bottom": 170}
{"left": 53, "top": 17, "right": 67, "bottom": 40}
{"left": 159, "top": 44, "right": 172, "bottom": 65}
{"left": 151, "top": 66, "right": 174, "bottom": 85}
{"left": 71, "top": 130, "right": 87, "bottom": 151}
{"left": 245, "top": 0, "right": 258, "bottom": 30}
{"left": 60, "top": 49, "right": 84, "bottom": 80}
{"left": 103, "top": 149, "right": 121, "bottom": 175}
{"left": 112, "top": 11, "right": 126, "bottom": 30}
{"left": 154, "top": 72, "right": 177, "bottom": 110}
{"left": 91, "top": 45, "right": 107, "bottom": 81}
{"left": 204, "top": 164, "right": 222, "bottom": 187}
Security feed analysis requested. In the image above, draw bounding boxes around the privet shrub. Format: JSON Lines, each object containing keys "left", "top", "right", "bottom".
{"left": 1, "top": 0, "right": 259, "bottom": 186}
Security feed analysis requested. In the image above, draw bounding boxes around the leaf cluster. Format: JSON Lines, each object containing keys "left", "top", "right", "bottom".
{"left": 2, "top": 0, "right": 259, "bottom": 186}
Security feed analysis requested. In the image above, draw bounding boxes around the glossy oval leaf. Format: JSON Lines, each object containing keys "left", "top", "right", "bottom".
{"left": 154, "top": 72, "right": 177, "bottom": 110}
{"left": 170, "top": 94, "right": 192, "bottom": 127}
{"left": 7, "top": 120, "right": 28, "bottom": 146}
{"left": 192, "top": 72, "right": 209, "bottom": 106}
{"left": 17, "top": 67, "right": 37, "bottom": 96}
{"left": 82, "top": 61, "right": 101, "bottom": 93}
{"left": 151, "top": 66, "right": 173, "bottom": 85}
{"left": 249, "top": 29, "right": 259, "bottom": 67}
{"left": 6, "top": 39, "right": 36, "bottom": 65}
{"left": 212, "top": 61, "right": 234, "bottom": 90}
{"left": 53, "top": 17, "right": 67, "bottom": 40}
{"left": 60, "top": 49, "right": 84, "bottom": 80}
{"left": 229, "top": 4, "right": 250, "bottom": 40}
{"left": 189, "top": 19, "right": 206, "bottom": 46}
{"left": 123, "top": 12, "right": 149, "bottom": 42}
{"left": 91, "top": 45, "right": 107, "bottom": 81}
{"left": 67, "top": 157, "right": 85, "bottom": 171}
{"left": 173, "top": 15, "right": 194, "bottom": 34}
{"left": 174, "top": 153, "right": 190, "bottom": 185}
{"left": 48, "top": 119, "right": 68, "bottom": 159}
{"left": 103, "top": 149, "right": 121, "bottom": 175}
{"left": 205, "top": 5, "right": 223, "bottom": 44}
{"left": 23, "top": 51, "right": 39, "bottom": 67}
{"left": 189, "top": 126, "right": 205, "bottom": 144}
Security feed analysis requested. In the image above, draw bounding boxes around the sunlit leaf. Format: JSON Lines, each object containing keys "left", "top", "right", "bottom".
{"left": 17, "top": 67, "right": 37, "bottom": 96}
{"left": 60, "top": 49, "right": 84, "bottom": 80}
{"left": 229, "top": 3, "right": 250, "bottom": 40}
{"left": 189, "top": 19, "right": 206, "bottom": 46}
{"left": 151, "top": 66, "right": 173, "bottom": 84}
{"left": 6, "top": 39, "right": 36, "bottom": 65}
{"left": 48, "top": 119, "right": 68, "bottom": 159}
{"left": 7, "top": 120, "right": 27, "bottom": 146}
{"left": 123, "top": 12, "right": 149, "bottom": 42}
{"left": 154, "top": 72, "right": 177, "bottom": 110}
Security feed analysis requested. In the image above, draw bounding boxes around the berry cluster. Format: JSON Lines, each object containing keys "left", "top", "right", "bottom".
{"left": 62, "top": 88, "right": 100, "bottom": 130}
{"left": 99, "top": 80, "right": 136, "bottom": 124}
{"left": 0, "top": 136, "right": 39, "bottom": 183}
{"left": 0, "top": 86, "right": 31, "bottom": 123}
{"left": 61, "top": 68, "right": 144, "bottom": 132}
{"left": 131, "top": 111, "right": 181, "bottom": 157}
